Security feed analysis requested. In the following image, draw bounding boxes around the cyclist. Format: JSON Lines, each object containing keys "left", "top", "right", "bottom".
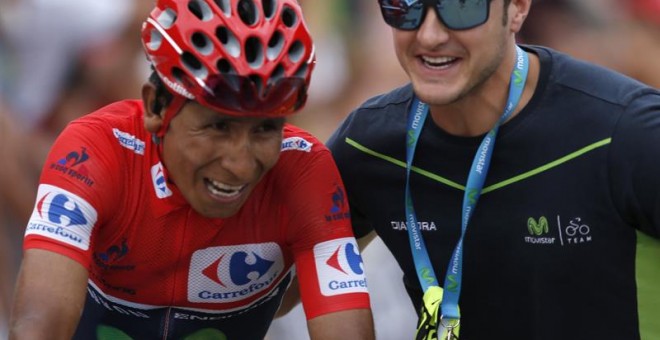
{"left": 327, "top": 0, "right": 660, "bottom": 339}
{"left": 9, "top": 0, "right": 374, "bottom": 339}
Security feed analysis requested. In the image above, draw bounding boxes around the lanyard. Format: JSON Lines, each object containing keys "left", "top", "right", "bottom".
{"left": 405, "top": 45, "right": 529, "bottom": 320}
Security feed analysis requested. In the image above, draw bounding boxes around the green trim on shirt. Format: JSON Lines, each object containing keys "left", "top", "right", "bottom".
{"left": 345, "top": 137, "right": 611, "bottom": 194}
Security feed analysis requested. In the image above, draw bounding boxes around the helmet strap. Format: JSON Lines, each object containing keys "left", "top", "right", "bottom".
{"left": 153, "top": 95, "right": 187, "bottom": 168}
{"left": 156, "top": 95, "right": 187, "bottom": 139}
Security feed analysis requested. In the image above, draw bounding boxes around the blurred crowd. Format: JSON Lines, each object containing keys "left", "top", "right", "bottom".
{"left": 0, "top": 0, "right": 658, "bottom": 339}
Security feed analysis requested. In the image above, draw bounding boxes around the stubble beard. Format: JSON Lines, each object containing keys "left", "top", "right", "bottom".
{"left": 419, "top": 33, "right": 509, "bottom": 108}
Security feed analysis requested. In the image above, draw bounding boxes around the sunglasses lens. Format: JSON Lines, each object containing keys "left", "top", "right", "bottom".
{"left": 378, "top": 0, "right": 489, "bottom": 30}
{"left": 378, "top": 0, "right": 425, "bottom": 30}
{"left": 184, "top": 74, "right": 307, "bottom": 117}
{"left": 436, "top": 0, "right": 489, "bottom": 30}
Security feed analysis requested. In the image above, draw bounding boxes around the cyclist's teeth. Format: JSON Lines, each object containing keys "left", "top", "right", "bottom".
{"left": 207, "top": 179, "right": 243, "bottom": 196}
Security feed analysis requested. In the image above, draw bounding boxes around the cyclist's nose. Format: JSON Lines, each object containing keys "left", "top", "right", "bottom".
{"left": 220, "top": 136, "right": 258, "bottom": 180}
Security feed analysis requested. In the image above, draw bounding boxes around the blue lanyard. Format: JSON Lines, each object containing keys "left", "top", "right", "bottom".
{"left": 405, "top": 46, "right": 529, "bottom": 320}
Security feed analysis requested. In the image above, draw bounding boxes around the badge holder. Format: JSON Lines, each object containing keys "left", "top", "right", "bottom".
{"left": 415, "top": 286, "right": 460, "bottom": 340}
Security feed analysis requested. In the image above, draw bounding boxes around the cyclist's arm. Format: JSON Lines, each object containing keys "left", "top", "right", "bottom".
{"left": 276, "top": 277, "right": 375, "bottom": 339}
{"left": 276, "top": 231, "right": 377, "bottom": 318}
{"left": 278, "top": 128, "right": 374, "bottom": 338}
{"left": 307, "top": 308, "right": 375, "bottom": 340}
{"left": 9, "top": 249, "right": 88, "bottom": 340}
{"left": 305, "top": 231, "right": 376, "bottom": 339}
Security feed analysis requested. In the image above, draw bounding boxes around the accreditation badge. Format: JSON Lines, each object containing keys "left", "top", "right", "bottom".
{"left": 415, "top": 286, "right": 460, "bottom": 340}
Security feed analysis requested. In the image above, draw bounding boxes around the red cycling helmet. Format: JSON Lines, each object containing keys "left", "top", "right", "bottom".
{"left": 141, "top": 0, "right": 315, "bottom": 120}
{"left": 629, "top": 0, "right": 660, "bottom": 25}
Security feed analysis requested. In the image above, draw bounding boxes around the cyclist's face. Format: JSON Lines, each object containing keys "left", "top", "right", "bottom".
{"left": 162, "top": 101, "right": 284, "bottom": 218}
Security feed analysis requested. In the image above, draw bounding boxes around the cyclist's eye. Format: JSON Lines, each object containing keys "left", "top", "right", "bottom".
{"left": 210, "top": 121, "right": 229, "bottom": 131}
{"left": 256, "top": 118, "right": 284, "bottom": 133}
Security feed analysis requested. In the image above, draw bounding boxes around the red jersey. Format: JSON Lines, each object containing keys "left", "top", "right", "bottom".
{"left": 24, "top": 100, "right": 370, "bottom": 339}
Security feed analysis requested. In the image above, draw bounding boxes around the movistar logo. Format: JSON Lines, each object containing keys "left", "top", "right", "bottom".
{"left": 514, "top": 69, "right": 524, "bottom": 86}
{"left": 467, "top": 188, "right": 478, "bottom": 205}
{"left": 421, "top": 267, "right": 435, "bottom": 285}
{"left": 528, "top": 216, "right": 549, "bottom": 235}
{"left": 407, "top": 130, "right": 416, "bottom": 147}
{"left": 446, "top": 275, "right": 458, "bottom": 292}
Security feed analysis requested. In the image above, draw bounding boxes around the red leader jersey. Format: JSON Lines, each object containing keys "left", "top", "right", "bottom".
{"left": 23, "top": 100, "right": 370, "bottom": 340}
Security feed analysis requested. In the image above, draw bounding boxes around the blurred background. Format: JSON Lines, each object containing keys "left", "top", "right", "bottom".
{"left": 0, "top": 0, "right": 658, "bottom": 339}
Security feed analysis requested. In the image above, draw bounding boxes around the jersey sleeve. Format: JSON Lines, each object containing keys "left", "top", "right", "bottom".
{"left": 277, "top": 129, "right": 371, "bottom": 320}
{"left": 610, "top": 89, "right": 660, "bottom": 238}
{"left": 23, "top": 117, "right": 122, "bottom": 268}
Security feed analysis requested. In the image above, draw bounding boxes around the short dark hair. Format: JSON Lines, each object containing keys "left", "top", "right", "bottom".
{"left": 148, "top": 71, "right": 175, "bottom": 115}
{"left": 502, "top": 0, "right": 513, "bottom": 25}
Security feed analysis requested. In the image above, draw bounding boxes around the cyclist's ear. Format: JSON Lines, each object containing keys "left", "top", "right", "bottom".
{"left": 151, "top": 100, "right": 163, "bottom": 116}
{"left": 142, "top": 82, "right": 163, "bottom": 134}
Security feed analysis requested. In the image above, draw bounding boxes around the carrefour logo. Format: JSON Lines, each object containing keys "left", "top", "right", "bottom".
{"left": 281, "top": 136, "right": 313, "bottom": 152}
{"left": 25, "top": 184, "right": 98, "bottom": 250}
{"left": 314, "top": 238, "right": 368, "bottom": 296}
{"left": 151, "top": 162, "right": 172, "bottom": 199}
{"left": 188, "top": 243, "right": 284, "bottom": 303}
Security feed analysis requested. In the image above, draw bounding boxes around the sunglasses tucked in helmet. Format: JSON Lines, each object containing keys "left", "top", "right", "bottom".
{"left": 141, "top": 0, "right": 316, "bottom": 118}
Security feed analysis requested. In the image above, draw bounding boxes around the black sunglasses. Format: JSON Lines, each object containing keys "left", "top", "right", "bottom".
{"left": 378, "top": 0, "right": 492, "bottom": 31}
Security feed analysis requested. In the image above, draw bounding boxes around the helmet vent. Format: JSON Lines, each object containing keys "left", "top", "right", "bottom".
{"left": 216, "top": 26, "right": 241, "bottom": 58}
{"left": 281, "top": 6, "right": 298, "bottom": 28}
{"left": 288, "top": 40, "right": 304, "bottom": 63}
{"left": 294, "top": 63, "right": 308, "bottom": 78}
{"left": 157, "top": 8, "right": 178, "bottom": 29}
{"left": 191, "top": 32, "right": 213, "bottom": 56}
{"left": 238, "top": 0, "right": 259, "bottom": 26}
{"left": 269, "top": 64, "right": 285, "bottom": 84}
{"left": 182, "top": 52, "right": 209, "bottom": 79}
{"left": 213, "top": 0, "right": 231, "bottom": 17}
{"left": 266, "top": 31, "right": 284, "bottom": 60}
{"left": 245, "top": 37, "right": 265, "bottom": 69}
{"left": 171, "top": 67, "right": 186, "bottom": 83}
{"left": 217, "top": 59, "right": 234, "bottom": 74}
{"left": 147, "top": 29, "right": 164, "bottom": 51}
{"left": 188, "top": 0, "right": 213, "bottom": 21}
{"left": 262, "top": 0, "right": 276, "bottom": 19}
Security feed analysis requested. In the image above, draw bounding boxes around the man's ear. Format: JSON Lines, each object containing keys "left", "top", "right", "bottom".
{"left": 142, "top": 82, "right": 163, "bottom": 134}
{"left": 510, "top": 0, "right": 532, "bottom": 33}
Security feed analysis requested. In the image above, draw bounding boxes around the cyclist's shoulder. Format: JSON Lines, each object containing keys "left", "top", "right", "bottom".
{"left": 268, "top": 125, "right": 342, "bottom": 195}
{"left": 60, "top": 100, "right": 149, "bottom": 156}
{"left": 61, "top": 100, "right": 147, "bottom": 144}
{"left": 279, "top": 124, "right": 330, "bottom": 159}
